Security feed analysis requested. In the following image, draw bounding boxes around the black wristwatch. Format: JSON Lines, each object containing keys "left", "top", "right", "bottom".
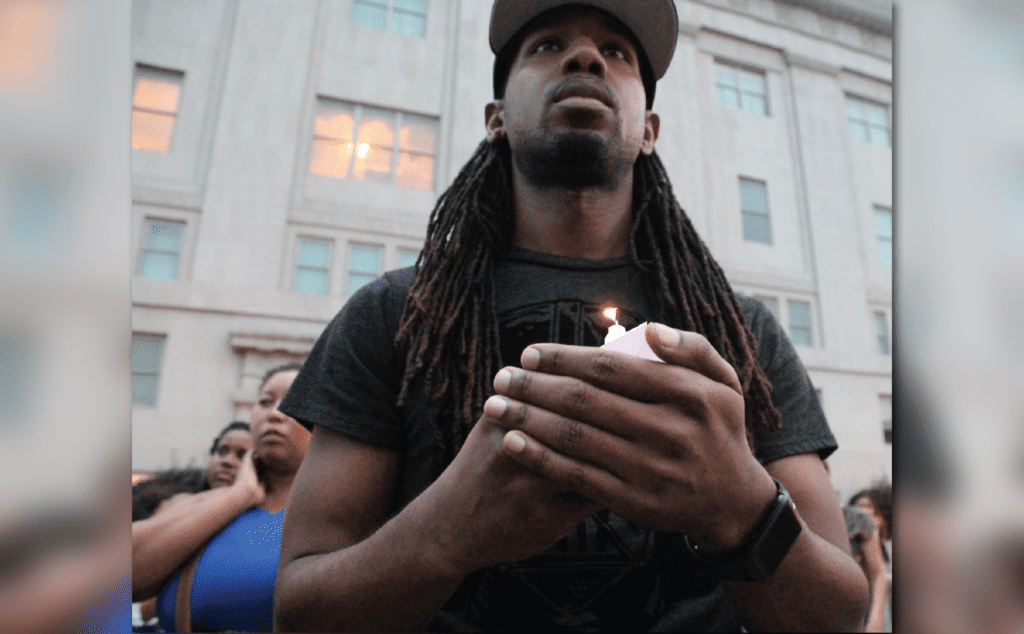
{"left": 684, "top": 477, "right": 802, "bottom": 582}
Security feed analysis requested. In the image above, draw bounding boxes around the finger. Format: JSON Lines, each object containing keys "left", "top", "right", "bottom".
{"left": 644, "top": 323, "right": 742, "bottom": 395}
{"left": 492, "top": 365, "right": 681, "bottom": 438}
{"left": 483, "top": 394, "right": 637, "bottom": 474}
{"left": 501, "top": 430, "right": 631, "bottom": 511}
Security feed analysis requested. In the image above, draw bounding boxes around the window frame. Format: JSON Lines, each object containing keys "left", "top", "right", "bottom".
{"left": 873, "top": 205, "right": 893, "bottom": 268}
{"left": 352, "top": 0, "right": 428, "bottom": 37}
{"left": 787, "top": 299, "right": 814, "bottom": 347}
{"left": 874, "top": 310, "right": 891, "bottom": 355}
{"left": 346, "top": 242, "right": 384, "bottom": 298}
{"left": 714, "top": 60, "right": 770, "bottom": 116}
{"left": 136, "top": 217, "right": 186, "bottom": 281}
{"left": 132, "top": 333, "right": 167, "bottom": 407}
{"left": 738, "top": 177, "right": 773, "bottom": 244}
{"left": 132, "top": 64, "right": 185, "bottom": 153}
{"left": 310, "top": 97, "right": 439, "bottom": 191}
{"left": 294, "top": 236, "right": 334, "bottom": 295}
{"left": 846, "top": 93, "right": 891, "bottom": 148}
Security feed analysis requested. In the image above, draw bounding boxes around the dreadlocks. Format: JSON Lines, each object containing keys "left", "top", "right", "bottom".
{"left": 395, "top": 138, "right": 781, "bottom": 471}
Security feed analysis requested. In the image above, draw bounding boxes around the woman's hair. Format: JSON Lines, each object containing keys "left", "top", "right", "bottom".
{"left": 208, "top": 421, "right": 251, "bottom": 455}
{"left": 395, "top": 139, "right": 782, "bottom": 473}
{"left": 849, "top": 483, "right": 893, "bottom": 537}
{"left": 131, "top": 468, "right": 209, "bottom": 521}
{"left": 260, "top": 362, "right": 304, "bottom": 390}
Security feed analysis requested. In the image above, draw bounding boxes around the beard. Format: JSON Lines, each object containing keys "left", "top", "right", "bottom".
{"left": 512, "top": 128, "right": 634, "bottom": 190}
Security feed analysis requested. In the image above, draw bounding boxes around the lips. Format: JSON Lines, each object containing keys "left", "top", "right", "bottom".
{"left": 551, "top": 78, "right": 615, "bottom": 109}
{"left": 260, "top": 430, "right": 287, "bottom": 443}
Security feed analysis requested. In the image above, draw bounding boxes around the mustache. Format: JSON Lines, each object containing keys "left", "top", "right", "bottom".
{"left": 548, "top": 76, "right": 617, "bottom": 109}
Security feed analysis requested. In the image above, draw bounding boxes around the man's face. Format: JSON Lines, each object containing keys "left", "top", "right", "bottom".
{"left": 487, "top": 7, "right": 658, "bottom": 188}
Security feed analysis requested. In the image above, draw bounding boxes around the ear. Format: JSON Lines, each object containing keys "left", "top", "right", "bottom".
{"left": 640, "top": 111, "right": 660, "bottom": 155}
{"left": 485, "top": 101, "right": 506, "bottom": 142}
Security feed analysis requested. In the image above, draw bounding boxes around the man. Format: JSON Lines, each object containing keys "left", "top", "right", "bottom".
{"left": 274, "top": 0, "right": 869, "bottom": 630}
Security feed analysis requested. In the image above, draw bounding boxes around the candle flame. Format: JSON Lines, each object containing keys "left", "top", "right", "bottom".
{"left": 602, "top": 307, "right": 618, "bottom": 323}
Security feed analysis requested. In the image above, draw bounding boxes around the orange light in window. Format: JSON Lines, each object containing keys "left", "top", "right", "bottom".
{"left": 0, "top": 1, "right": 59, "bottom": 88}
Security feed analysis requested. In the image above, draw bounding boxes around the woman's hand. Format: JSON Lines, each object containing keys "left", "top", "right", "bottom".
{"left": 232, "top": 449, "right": 266, "bottom": 507}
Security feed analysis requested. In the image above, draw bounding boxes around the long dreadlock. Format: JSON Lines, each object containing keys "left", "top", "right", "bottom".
{"left": 395, "top": 138, "right": 782, "bottom": 472}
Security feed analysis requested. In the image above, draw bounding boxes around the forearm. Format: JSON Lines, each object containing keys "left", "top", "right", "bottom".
{"left": 274, "top": 490, "right": 466, "bottom": 632}
{"left": 863, "top": 574, "right": 889, "bottom": 632}
{"left": 131, "top": 486, "right": 258, "bottom": 599}
{"left": 723, "top": 514, "right": 870, "bottom": 632}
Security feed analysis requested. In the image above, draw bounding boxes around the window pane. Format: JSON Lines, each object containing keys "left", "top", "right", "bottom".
{"left": 790, "top": 326, "right": 811, "bottom": 346}
{"left": 874, "top": 208, "right": 892, "bottom": 238}
{"left": 132, "top": 335, "right": 165, "bottom": 374}
{"left": 354, "top": 110, "right": 395, "bottom": 182}
{"left": 295, "top": 268, "right": 329, "bottom": 294}
{"left": 138, "top": 251, "right": 179, "bottom": 280}
{"left": 347, "top": 272, "right": 377, "bottom": 296}
{"left": 349, "top": 244, "right": 381, "bottom": 274}
{"left": 310, "top": 138, "right": 353, "bottom": 178}
{"left": 393, "top": 0, "right": 427, "bottom": 13}
{"left": 869, "top": 127, "right": 890, "bottom": 147}
{"left": 740, "top": 72, "right": 765, "bottom": 96}
{"left": 715, "top": 68, "right": 737, "bottom": 87}
{"left": 144, "top": 220, "right": 184, "bottom": 252}
{"left": 399, "top": 115, "right": 437, "bottom": 153}
{"left": 132, "top": 373, "right": 159, "bottom": 406}
{"left": 739, "top": 179, "right": 767, "bottom": 213}
{"left": 298, "top": 238, "right": 332, "bottom": 267}
{"left": 789, "top": 301, "right": 810, "bottom": 327}
{"left": 877, "top": 237, "right": 892, "bottom": 267}
{"left": 352, "top": 2, "right": 386, "bottom": 29}
{"left": 132, "top": 110, "right": 175, "bottom": 152}
{"left": 876, "top": 312, "right": 890, "bottom": 354}
{"left": 133, "top": 74, "right": 182, "bottom": 113}
{"left": 391, "top": 11, "right": 425, "bottom": 37}
{"left": 398, "top": 249, "right": 419, "bottom": 268}
{"left": 846, "top": 100, "right": 864, "bottom": 121}
{"left": 741, "top": 94, "right": 766, "bottom": 116}
{"left": 716, "top": 86, "right": 739, "bottom": 109}
{"left": 866, "top": 104, "right": 889, "bottom": 126}
{"left": 396, "top": 152, "right": 434, "bottom": 189}
{"left": 756, "top": 296, "right": 778, "bottom": 319}
{"left": 848, "top": 120, "right": 868, "bottom": 142}
{"left": 742, "top": 212, "right": 771, "bottom": 243}
{"left": 315, "top": 103, "right": 355, "bottom": 141}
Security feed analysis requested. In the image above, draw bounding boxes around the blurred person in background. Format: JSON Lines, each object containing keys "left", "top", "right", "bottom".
{"left": 131, "top": 421, "right": 252, "bottom": 631}
{"left": 845, "top": 483, "right": 892, "bottom": 632}
{"left": 133, "top": 363, "right": 308, "bottom": 633}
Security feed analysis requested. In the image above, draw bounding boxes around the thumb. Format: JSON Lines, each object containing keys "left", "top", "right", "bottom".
{"left": 644, "top": 322, "right": 743, "bottom": 396}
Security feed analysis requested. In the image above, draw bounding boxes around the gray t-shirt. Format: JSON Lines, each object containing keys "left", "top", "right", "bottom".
{"left": 281, "top": 248, "right": 837, "bottom": 632}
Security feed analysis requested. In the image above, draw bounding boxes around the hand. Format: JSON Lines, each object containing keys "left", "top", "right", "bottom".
{"left": 859, "top": 516, "right": 887, "bottom": 583}
{"left": 231, "top": 449, "right": 266, "bottom": 506}
{"left": 422, "top": 411, "right": 601, "bottom": 576}
{"left": 485, "top": 322, "right": 777, "bottom": 553}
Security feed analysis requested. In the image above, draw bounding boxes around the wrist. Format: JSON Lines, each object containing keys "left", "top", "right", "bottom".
{"left": 698, "top": 467, "right": 778, "bottom": 554}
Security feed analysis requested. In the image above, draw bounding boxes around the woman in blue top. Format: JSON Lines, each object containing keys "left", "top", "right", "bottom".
{"left": 133, "top": 364, "right": 310, "bottom": 632}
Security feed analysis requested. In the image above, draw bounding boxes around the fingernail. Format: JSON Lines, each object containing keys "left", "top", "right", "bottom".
{"left": 655, "top": 323, "right": 681, "bottom": 347}
{"left": 484, "top": 395, "right": 507, "bottom": 417}
{"left": 494, "top": 368, "right": 512, "bottom": 392}
{"left": 505, "top": 431, "right": 526, "bottom": 453}
{"left": 521, "top": 347, "right": 540, "bottom": 370}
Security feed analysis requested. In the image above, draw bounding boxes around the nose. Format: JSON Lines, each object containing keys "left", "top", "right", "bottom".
{"left": 562, "top": 37, "right": 605, "bottom": 78}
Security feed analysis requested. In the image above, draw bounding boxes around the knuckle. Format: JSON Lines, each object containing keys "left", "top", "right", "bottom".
{"left": 562, "top": 461, "right": 589, "bottom": 490}
{"left": 558, "top": 417, "right": 586, "bottom": 451}
{"left": 564, "top": 381, "right": 592, "bottom": 411}
{"left": 585, "top": 352, "right": 623, "bottom": 383}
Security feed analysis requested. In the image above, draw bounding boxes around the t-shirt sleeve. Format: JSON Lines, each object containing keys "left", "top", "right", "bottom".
{"left": 278, "top": 270, "right": 411, "bottom": 449}
{"left": 740, "top": 297, "right": 838, "bottom": 464}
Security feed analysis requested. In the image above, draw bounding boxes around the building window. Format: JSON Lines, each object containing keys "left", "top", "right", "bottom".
{"left": 132, "top": 334, "right": 166, "bottom": 406}
{"left": 846, "top": 95, "right": 891, "bottom": 147}
{"left": 880, "top": 394, "right": 892, "bottom": 444}
{"left": 875, "top": 311, "right": 890, "bottom": 354}
{"left": 310, "top": 98, "right": 438, "bottom": 191}
{"left": 739, "top": 178, "right": 772, "bottom": 244}
{"left": 755, "top": 295, "right": 779, "bottom": 320}
{"left": 352, "top": 0, "right": 427, "bottom": 38}
{"left": 874, "top": 206, "right": 892, "bottom": 268}
{"left": 137, "top": 218, "right": 185, "bottom": 280}
{"left": 295, "top": 238, "right": 332, "bottom": 294}
{"left": 132, "top": 65, "right": 183, "bottom": 153}
{"left": 398, "top": 248, "right": 420, "bottom": 269}
{"left": 715, "top": 62, "right": 769, "bottom": 115}
{"left": 348, "top": 244, "right": 382, "bottom": 296}
{"left": 788, "top": 300, "right": 812, "bottom": 346}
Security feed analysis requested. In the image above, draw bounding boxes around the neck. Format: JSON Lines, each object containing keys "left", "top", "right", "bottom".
{"left": 259, "top": 467, "right": 296, "bottom": 513}
{"left": 511, "top": 166, "right": 633, "bottom": 259}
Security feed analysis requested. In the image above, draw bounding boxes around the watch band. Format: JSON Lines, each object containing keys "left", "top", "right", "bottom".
{"left": 684, "top": 477, "right": 802, "bottom": 582}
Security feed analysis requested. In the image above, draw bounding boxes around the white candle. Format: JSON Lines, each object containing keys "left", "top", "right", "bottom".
{"left": 603, "top": 307, "right": 627, "bottom": 344}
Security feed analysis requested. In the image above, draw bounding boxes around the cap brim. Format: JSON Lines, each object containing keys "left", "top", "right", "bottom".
{"left": 489, "top": 0, "right": 678, "bottom": 80}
